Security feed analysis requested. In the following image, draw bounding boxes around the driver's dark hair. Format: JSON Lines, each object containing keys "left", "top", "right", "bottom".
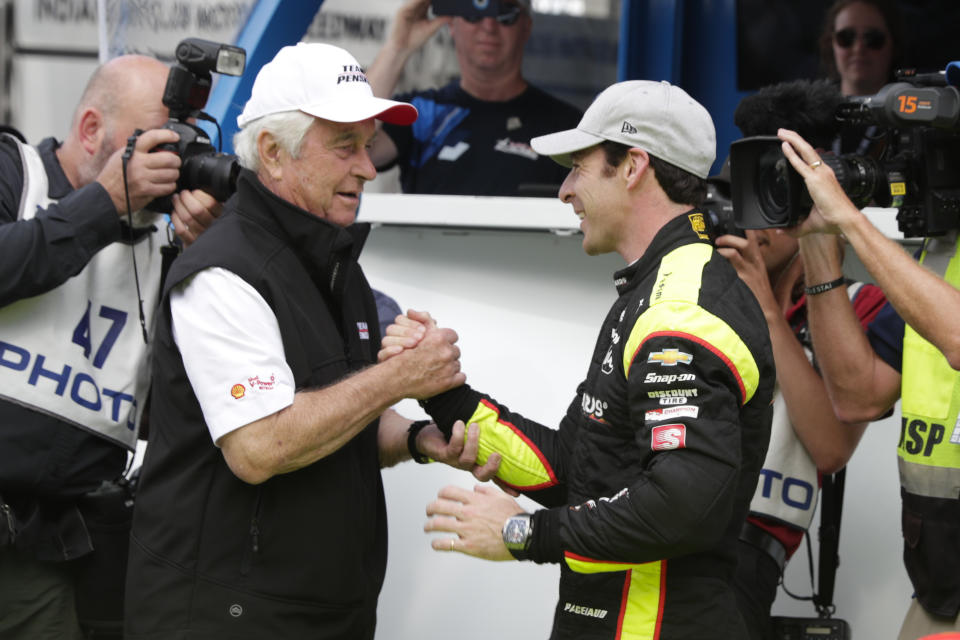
{"left": 600, "top": 140, "right": 707, "bottom": 206}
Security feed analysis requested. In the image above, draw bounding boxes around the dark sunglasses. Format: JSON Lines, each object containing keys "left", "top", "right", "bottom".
{"left": 834, "top": 27, "right": 887, "bottom": 50}
{"left": 463, "top": 5, "right": 525, "bottom": 25}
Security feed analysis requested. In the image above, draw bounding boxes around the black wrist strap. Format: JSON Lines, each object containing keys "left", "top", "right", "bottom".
{"left": 804, "top": 276, "right": 846, "bottom": 296}
{"left": 407, "top": 420, "right": 433, "bottom": 464}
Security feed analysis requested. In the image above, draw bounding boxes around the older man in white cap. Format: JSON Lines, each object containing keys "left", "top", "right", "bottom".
{"left": 382, "top": 80, "right": 776, "bottom": 638}
{"left": 124, "top": 43, "right": 499, "bottom": 640}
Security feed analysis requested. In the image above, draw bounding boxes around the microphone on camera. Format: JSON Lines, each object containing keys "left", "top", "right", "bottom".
{"left": 733, "top": 78, "right": 844, "bottom": 148}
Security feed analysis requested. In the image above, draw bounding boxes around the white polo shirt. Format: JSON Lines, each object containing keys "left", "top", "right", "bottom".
{"left": 170, "top": 267, "right": 296, "bottom": 445}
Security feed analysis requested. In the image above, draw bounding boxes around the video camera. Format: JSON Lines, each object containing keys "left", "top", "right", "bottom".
{"left": 729, "top": 62, "right": 960, "bottom": 238}
{"left": 146, "top": 38, "right": 246, "bottom": 212}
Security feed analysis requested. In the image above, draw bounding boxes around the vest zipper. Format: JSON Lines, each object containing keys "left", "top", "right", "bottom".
{"left": 240, "top": 490, "right": 262, "bottom": 576}
{"left": 1, "top": 501, "right": 15, "bottom": 544}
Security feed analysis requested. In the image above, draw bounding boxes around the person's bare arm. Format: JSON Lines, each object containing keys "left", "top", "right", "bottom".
{"left": 366, "top": 0, "right": 450, "bottom": 99}
{"left": 219, "top": 325, "right": 464, "bottom": 484}
{"left": 366, "top": 0, "right": 450, "bottom": 168}
{"left": 798, "top": 232, "right": 902, "bottom": 422}
{"left": 716, "top": 232, "right": 868, "bottom": 473}
{"left": 783, "top": 127, "right": 960, "bottom": 369}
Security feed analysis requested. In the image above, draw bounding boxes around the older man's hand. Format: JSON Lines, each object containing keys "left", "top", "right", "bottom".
{"left": 390, "top": 319, "right": 465, "bottom": 398}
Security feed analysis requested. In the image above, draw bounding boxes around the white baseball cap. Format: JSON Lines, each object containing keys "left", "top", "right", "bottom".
{"left": 530, "top": 80, "right": 716, "bottom": 179}
{"left": 237, "top": 43, "right": 417, "bottom": 128}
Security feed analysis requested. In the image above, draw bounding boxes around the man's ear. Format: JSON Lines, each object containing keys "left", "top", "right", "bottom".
{"left": 257, "top": 130, "right": 284, "bottom": 180}
{"left": 623, "top": 147, "right": 650, "bottom": 190}
{"left": 76, "top": 107, "right": 105, "bottom": 156}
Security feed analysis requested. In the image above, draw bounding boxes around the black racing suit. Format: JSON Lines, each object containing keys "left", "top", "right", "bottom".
{"left": 424, "top": 212, "right": 775, "bottom": 639}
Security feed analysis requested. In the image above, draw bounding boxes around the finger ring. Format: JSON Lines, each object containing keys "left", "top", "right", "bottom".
{"left": 809, "top": 160, "right": 822, "bottom": 169}
{"left": 450, "top": 539, "right": 456, "bottom": 551}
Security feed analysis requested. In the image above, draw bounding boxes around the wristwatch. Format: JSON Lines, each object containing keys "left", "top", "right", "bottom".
{"left": 502, "top": 513, "right": 533, "bottom": 560}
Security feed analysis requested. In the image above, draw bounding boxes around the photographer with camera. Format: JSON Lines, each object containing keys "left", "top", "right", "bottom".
{"left": 716, "top": 224, "right": 883, "bottom": 639}
{"left": 365, "top": 0, "right": 581, "bottom": 196}
{"left": 0, "top": 54, "right": 221, "bottom": 639}
{"left": 713, "top": 80, "right": 887, "bottom": 640}
{"left": 779, "top": 123, "right": 960, "bottom": 638}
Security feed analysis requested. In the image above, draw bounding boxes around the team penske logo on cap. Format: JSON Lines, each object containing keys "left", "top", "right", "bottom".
{"left": 647, "top": 348, "right": 693, "bottom": 366}
{"left": 231, "top": 384, "right": 246, "bottom": 399}
{"left": 688, "top": 213, "right": 709, "bottom": 240}
{"left": 652, "top": 424, "right": 686, "bottom": 451}
{"left": 337, "top": 64, "right": 369, "bottom": 85}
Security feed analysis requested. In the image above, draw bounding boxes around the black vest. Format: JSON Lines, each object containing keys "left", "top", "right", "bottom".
{"left": 125, "top": 170, "right": 385, "bottom": 640}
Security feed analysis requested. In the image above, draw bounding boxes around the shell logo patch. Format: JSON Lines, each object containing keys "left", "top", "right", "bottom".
{"left": 231, "top": 384, "right": 246, "bottom": 399}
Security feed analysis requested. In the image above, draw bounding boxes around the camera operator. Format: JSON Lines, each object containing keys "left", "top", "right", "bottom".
{"left": 713, "top": 80, "right": 887, "bottom": 639}
{"left": 0, "top": 54, "right": 220, "bottom": 639}
{"left": 782, "top": 126, "right": 960, "bottom": 639}
{"left": 716, "top": 225, "right": 883, "bottom": 639}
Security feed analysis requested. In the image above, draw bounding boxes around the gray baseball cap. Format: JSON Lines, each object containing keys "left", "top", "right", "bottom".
{"left": 530, "top": 80, "right": 716, "bottom": 179}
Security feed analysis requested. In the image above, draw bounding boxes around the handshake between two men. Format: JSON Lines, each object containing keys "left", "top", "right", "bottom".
{"left": 380, "top": 309, "right": 528, "bottom": 561}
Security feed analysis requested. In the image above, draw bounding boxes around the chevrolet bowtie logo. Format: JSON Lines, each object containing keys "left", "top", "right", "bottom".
{"left": 647, "top": 348, "right": 693, "bottom": 366}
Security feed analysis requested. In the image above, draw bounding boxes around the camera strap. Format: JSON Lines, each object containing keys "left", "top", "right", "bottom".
{"left": 122, "top": 131, "right": 150, "bottom": 345}
{"left": 814, "top": 468, "right": 845, "bottom": 617}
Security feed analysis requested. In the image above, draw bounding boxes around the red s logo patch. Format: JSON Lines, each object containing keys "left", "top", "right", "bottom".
{"left": 651, "top": 424, "right": 686, "bottom": 451}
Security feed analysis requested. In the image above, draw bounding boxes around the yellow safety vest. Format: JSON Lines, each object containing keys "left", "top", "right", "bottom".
{"left": 899, "top": 231, "right": 960, "bottom": 500}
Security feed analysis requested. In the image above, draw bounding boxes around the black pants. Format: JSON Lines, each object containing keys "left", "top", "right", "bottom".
{"left": 733, "top": 538, "right": 782, "bottom": 640}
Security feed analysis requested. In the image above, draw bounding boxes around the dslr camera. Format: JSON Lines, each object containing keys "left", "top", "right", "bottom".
{"left": 146, "top": 38, "right": 246, "bottom": 212}
{"left": 729, "top": 62, "right": 960, "bottom": 238}
{"left": 430, "top": 0, "right": 509, "bottom": 20}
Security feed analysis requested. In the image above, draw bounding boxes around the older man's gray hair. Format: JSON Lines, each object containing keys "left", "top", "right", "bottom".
{"left": 233, "top": 110, "right": 316, "bottom": 172}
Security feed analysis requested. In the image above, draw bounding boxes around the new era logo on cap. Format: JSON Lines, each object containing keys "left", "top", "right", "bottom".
{"left": 621, "top": 121, "right": 638, "bottom": 134}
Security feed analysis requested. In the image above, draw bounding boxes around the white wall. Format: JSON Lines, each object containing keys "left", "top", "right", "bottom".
{"left": 361, "top": 221, "right": 616, "bottom": 639}
{"left": 357, "top": 199, "right": 913, "bottom": 640}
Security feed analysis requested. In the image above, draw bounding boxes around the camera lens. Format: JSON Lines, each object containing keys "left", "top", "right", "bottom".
{"left": 180, "top": 152, "right": 240, "bottom": 203}
{"left": 826, "top": 154, "right": 886, "bottom": 208}
{"left": 756, "top": 148, "right": 791, "bottom": 225}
